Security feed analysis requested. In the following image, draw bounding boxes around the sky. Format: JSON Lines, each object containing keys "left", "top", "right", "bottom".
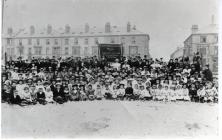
{"left": 2, "top": 0, "right": 219, "bottom": 59}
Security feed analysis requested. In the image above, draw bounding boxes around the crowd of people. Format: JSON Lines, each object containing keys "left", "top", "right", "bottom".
{"left": 1, "top": 53, "right": 218, "bottom": 106}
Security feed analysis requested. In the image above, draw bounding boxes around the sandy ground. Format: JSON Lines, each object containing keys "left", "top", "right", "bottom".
{"left": 1, "top": 101, "right": 218, "bottom": 138}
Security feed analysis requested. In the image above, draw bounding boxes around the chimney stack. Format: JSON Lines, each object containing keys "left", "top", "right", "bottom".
{"left": 105, "top": 22, "right": 111, "bottom": 33}
{"left": 191, "top": 25, "right": 198, "bottom": 34}
{"left": 7, "top": 27, "right": 13, "bottom": 35}
{"left": 127, "top": 22, "right": 131, "bottom": 32}
{"left": 65, "top": 24, "right": 70, "bottom": 34}
{"left": 47, "top": 24, "right": 52, "bottom": 34}
{"left": 132, "top": 25, "right": 136, "bottom": 30}
{"left": 30, "top": 25, "right": 35, "bottom": 35}
{"left": 85, "top": 23, "right": 89, "bottom": 33}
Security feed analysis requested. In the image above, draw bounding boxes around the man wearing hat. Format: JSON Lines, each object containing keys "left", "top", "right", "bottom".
{"left": 52, "top": 83, "right": 63, "bottom": 103}
{"left": 202, "top": 64, "right": 213, "bottom": 81}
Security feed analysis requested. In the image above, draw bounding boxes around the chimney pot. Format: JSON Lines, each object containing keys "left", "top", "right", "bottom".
{"left": 47, "top": 24, "right": 52, "bottom": 34}
{"left": 7, "top": 27, "right": 13, "bottom": 35}
{"left": 65, "top": 24, "right": 70, "bottom": 34}
{"left": 191, "top": 25, "right": 198, "bottom": 34}
{"left": 105, "top": 22, "right": 111, "bottom": 33}
{"left": 85, "top": 23, "right": 89, "bottom": 33}
{"left": 30, "top": 25, "right": 35, "bottom": 35}
{"left": 127, "top": 22, "right": 131, "bottom": 32}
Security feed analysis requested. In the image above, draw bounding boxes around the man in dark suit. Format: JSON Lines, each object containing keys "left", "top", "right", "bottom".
{"left": 53, "top": 83, "right": 66, "bottom": 104}
{"left": 202, "top": 64, "right": 213, "bottom": 81}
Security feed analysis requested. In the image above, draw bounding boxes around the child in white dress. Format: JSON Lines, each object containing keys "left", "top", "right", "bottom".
{"left": 45, "top": 86, "right": 54, "bottom": 103}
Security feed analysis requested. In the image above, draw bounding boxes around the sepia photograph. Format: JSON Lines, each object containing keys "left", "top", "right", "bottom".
{"left": 0, "top": 0, "right": 219, "bottom": 138}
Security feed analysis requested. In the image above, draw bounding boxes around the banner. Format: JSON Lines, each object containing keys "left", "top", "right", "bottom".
{"left": 99, "top": 44, "right": 122, "bottom": 62}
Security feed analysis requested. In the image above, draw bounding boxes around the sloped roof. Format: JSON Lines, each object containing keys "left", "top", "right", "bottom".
{"left": 195, "top": 24, "right": 218, "bottom": 34}
{"left": 3, "top": 25, "right": 148, "bottom": 38}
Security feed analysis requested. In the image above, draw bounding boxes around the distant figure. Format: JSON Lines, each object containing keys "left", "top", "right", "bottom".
{"left": 202, "top": 64, "right": 213, "bottom": 81}
{"left": 111, "top": 59, "right": 121, "bottom": 70}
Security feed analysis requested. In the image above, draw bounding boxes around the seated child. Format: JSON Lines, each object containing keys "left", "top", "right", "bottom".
{"left": 63, "top": 86, "right": 70, "bottom": 101}
{"left": 125, "top": 82, "right": 134, "bottom": 100}
{"left": 168, "top": 86, "right": 176, "bottom": 102}
{"left": 36, "top": 87, "right": 47, "bottom": 105}
{"left": 79, "top": 85, "right": 87, "bottom": 101}
{"left": 86, "top": 84, "right": 95, "bottom": 101}
{"left": 117, "top": 84, "right": 125, "bottom": 100}
{"left": 182, "top": 84, "right": 190, "bottom": 101}
{"left": 94, "top": 85, "right": 104, "bottom": 100}
{"left": 29, "top": 84, "right": 37, "bottom": 103}
{"left": 140, "top": 86, "right": 152, "bottom": 101}
{"left": 204, "top": 82, "right": 217, "bottom": 103}
{"left": 111, "top": 85, "right": 118, "bottom": 99}
{"left": 197, "top": 84, "right": 206, "bottom": 103}
{"left": 20, "top": 86, "right": 33, "bottom": 105}
{"left": 155, "top": 85, "right": 164, "bottom": 101}
{"left": 70, "top": 85, "right": 80, "bottom": 101}
{"left": 175, "top": 85, "right": 183, "bottom": 101}
{"left": 189, "top": 84, "right": 198, "bottom": 102}
{"left": 103, "top": 84, "right": 112, "bottom": 100}
{"left": 45, "top": 86, "right": 54, "bottom": 103}
{"left": 133, "top": 84, "right": 140, "bottom": 100}
{"left": 150, "top": 84, "right": 157, "bottom": 100}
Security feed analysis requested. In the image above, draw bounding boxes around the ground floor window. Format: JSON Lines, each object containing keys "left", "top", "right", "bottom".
{"left": 46, "top": 47, "right": 49, "bottom": 55}
{"left": 72, "top": 46, "right": 80, "bottom": 56}
{"left": 92, "top": 46, "right": 98, "bottom": 56}
{"left": 52, "top": 47, "right": 61, "bottom": 56}
{"left": 129, "top": 46, "right": 138, "bottom": 55}
{"left": 34, "top": 46, "right": 42, "bottom": 55}
{"left": 84, "top": 47, "right": 89, "bottom": 56}
{"left": 17, "top": 46, "right": 24, "bottom": 56}
{"left": 65, "top": 47, "right": 69, "bottom": 55}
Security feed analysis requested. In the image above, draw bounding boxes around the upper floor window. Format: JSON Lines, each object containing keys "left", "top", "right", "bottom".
{"left": 65, "top": 47, "right": 69, "bottom": 55}
{"left": 7, "top": 39, "right": 11, "bottom": 45}
{"left": 200, "top": 36, "right": 207, "bottom": 43}
{"left": 28, "top": 38, "right": 32, "bottom": 45}
{"left": 17, "top": 46, "right": 24, "bottom": 55}
{"left": 72, "top": 46, "right": 80, "bottom": 55}
{"left": 36, "top": 38, "right": 40, "bottom": 45}
{"left": 34, "top": 47, "right": 42, "bottom": 55}
{"left": 121, "top": 37, "right": 125, "bottom": 44}
{"left": 215, "top": 35, "right": 218, "bottom": 43}
{"left": 19, "top": 39, "right": 23, "bottom": 45}
{"left": 28, "top": 48, "right": 32, "bottom": 55}
{"left": 65, "top": 38, "right": 69, "bottom": 45}
{"left": 131, "top": 36, "right": 136, "bottom": 44}
{"left": 74, "top": 38, "right": 78, "bottom": 45}
{"left": 110, "top": 37, "right": 115, "bottom": 43}
{"left": 214, "top": 46, "right": 218, "bottom": 55}
{"left": 85, "top": 38, "right": 89, "bottom": 45}
{"left": 46, "top": 39, "right": 50, "bottom": 45}
{"left": 94, "top": 38, "right": 98, "bottom": 44}
{"left": 54, "top": 39, "right": 58, "bottom": 45}
{"left": 46, "top": 47, "right": 50, "bottom": 55}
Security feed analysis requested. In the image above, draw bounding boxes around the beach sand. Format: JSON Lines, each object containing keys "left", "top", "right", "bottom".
{"left": 1, "top": 101, "right": 218, "bottom": 138}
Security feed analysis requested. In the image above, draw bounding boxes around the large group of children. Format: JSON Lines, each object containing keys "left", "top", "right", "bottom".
{"left": 1, "top": 53, "right": 218, "bottom": 106}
